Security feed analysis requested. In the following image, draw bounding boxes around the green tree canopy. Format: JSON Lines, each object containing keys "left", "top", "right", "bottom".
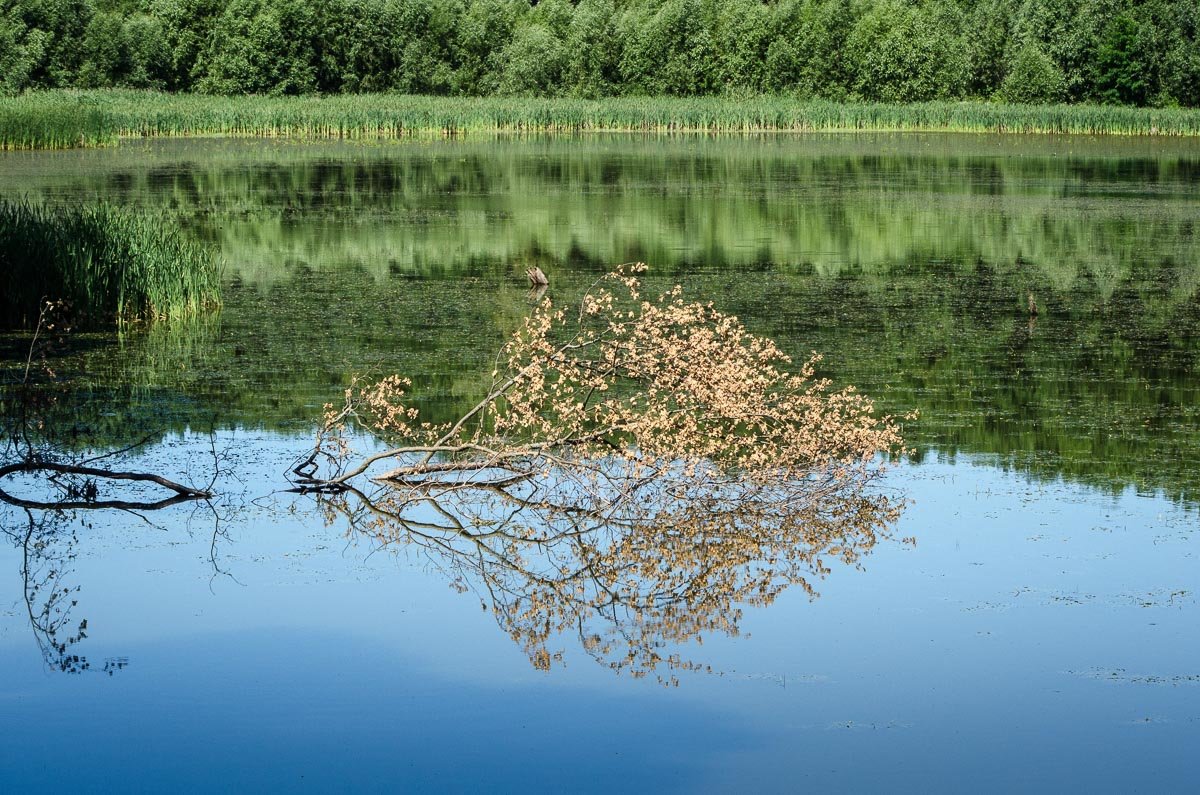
{"left": 0, "top": 0, "right": 1196, "bottom": 106}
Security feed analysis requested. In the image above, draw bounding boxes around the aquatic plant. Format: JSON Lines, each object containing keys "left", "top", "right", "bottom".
{"left": 82, "top": 93, "right": 1200, "bottom": 137}
{"left": 4, "top": 91, "right": 1200, "bottom": 150}
{"left": 0, "top": 93, "right": 116, "bottom": 150}
{"left": 0, "top": 200, "right": 221, "bottom": 327}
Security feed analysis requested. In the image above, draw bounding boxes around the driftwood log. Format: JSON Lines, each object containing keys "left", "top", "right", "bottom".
{"left": 0, "top": 461, "right": 212, "bottom": 510}
{"left": 525, "top": 266, "right": 549, "bottom": 287}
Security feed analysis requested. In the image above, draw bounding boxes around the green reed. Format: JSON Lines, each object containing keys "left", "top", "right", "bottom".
{"left": 4, "top": 91, "right": 1200, "bottom": 149}
{"left": 97, "top": 93, "right": 1200, "bottom": 137}
{"left": 0, "top": 200, "right": 221, "bottom": 327}
{"left": 0, "top": 93, "right": 117, "bottom": 150}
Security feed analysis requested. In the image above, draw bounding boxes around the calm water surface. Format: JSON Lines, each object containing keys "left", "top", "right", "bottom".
{"left": 1, "top": 135, "right": 1198, "bottom": 791}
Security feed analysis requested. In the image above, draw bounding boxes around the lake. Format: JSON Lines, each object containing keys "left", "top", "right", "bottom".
{"left": 1, "top": 134, "right": 1198, "bottom": 791}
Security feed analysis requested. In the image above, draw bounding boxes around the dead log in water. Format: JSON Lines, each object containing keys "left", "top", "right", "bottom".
{"left": 526, "top": 266, "right": 549, "bottom": 287}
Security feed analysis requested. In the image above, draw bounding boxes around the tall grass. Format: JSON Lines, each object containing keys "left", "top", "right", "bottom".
{"left": 0, "top": 200, "right": 221, "bottom": 327}
{"left": 0, "top": 93, "right": 117, "bottom": 150}
{"left": 91, "top": 93, "right": 1200, "bottom": 137}
{"left": 3, "top": 91, "right": 1200, "bottom": 149}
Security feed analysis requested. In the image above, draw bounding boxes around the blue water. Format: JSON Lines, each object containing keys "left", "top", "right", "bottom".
{"left": 2, "top": 432, "right": 1196, "bottom": 792}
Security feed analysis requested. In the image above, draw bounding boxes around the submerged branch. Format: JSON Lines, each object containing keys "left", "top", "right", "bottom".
{"left": 0, "top": 460, "right": 213, "bottom": 509}
{"left": 0, "top": 461, "right": 212, "bottom": 497}
{"left": 0, "top": 490, "right": 204, "bottom": 511}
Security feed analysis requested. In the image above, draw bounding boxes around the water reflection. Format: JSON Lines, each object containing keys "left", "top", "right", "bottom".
{"left": 2, "top": 136, "right": 1196, "bottom": 289}
{"left": 0, "top": 333, "right": 219, "bottom": 673}
{"left": 316, "top": 471, "right": 903, "bottom": 682}
{"left": 0, "top": 508, "right": 126, "bottom": 674}
{"left": 7, "top": 256, "right": 1200, "bottom": 504}
{"left": 0, "top": 493, "right": 234, "bottom": 674}
{"left": 1, "top": 135, "right": 1198, "bottom": 503}
{"left": 1, "top": 136, "right": 1197, "bottom": 787}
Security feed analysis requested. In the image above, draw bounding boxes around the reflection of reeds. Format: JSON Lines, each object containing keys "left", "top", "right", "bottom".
{"left": 5, "top": 91, "right": 1200, "bottom": 150}
{"left": 120, "top": 311, "right": 223, "bottom": 366}
{"left": 0, "top": 200, "right": 221, "bottom": 327}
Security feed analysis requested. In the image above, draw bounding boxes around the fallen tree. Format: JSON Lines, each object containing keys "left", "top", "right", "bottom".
{"left": 294, "top": 264, "right": 904, "bottom": 492}
{"left": 292, "top": 265, "right": 911, "bottom": 679}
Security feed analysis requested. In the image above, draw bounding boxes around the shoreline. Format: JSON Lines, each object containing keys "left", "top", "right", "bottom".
{"left": 4, "top": 91, "right": 1200, "bottom": 150}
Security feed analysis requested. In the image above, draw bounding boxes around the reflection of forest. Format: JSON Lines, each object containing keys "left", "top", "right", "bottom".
{"left": 1, "top": 137, "right": 1198, "bottom": 502}
{"left": 2, "top": 137, "right": 1197, "bottom": 290}
{"left": 5, "top": 258, "right": 1199, "bottom": 504}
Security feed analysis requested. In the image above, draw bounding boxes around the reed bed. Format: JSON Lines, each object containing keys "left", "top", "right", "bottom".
{"left": 0, "top": 200, "right": 221, "bottom": 327}
{"left": 0, "top": 93, "right": 117, "bottom": 150}
{"left": 3, "top": 91, "right": 1200, "bottom": 149}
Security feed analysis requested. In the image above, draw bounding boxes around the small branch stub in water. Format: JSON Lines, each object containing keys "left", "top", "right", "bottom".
{"left": 526, "top": 266, "right": 549, "bottom": 287}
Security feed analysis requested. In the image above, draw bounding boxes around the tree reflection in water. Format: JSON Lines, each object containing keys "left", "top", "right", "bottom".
{"left": 316, "top": 467, "right": 904, "bottom": 683}
{"left": 1, "top": 508, "right": 127, "bottom": 675}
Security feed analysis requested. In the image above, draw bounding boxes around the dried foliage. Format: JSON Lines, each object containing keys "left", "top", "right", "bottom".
{"left": 294, "top": 265, "right": 910, "bottom": 680}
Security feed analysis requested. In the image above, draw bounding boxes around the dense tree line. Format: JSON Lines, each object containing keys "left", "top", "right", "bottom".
{"left": 2, "top": 0, "right": 1198, "bottom": 106}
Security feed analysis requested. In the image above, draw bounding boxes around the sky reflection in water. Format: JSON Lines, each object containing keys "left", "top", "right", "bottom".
{"left": 1, "top": 432, "right": 1197, "bottom": 792}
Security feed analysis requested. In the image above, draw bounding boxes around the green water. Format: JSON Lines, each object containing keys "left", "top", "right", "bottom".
{"left": 2, "top": 134, "right": 1199, "bottom": 500}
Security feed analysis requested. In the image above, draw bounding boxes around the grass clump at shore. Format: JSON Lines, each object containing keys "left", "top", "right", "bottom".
{"left": 0, "top": 94, "right": 117, "bottom": 150}
{"left": 0, "top": 200, "right": 221, "bottom": 327}
{"left": 3, "top": 92, "right": 1200, "bottom": 150}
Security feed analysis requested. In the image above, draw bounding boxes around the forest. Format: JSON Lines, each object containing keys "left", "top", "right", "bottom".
{"left": 2, "top": 0, "right": 1198, "bottom": 106}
